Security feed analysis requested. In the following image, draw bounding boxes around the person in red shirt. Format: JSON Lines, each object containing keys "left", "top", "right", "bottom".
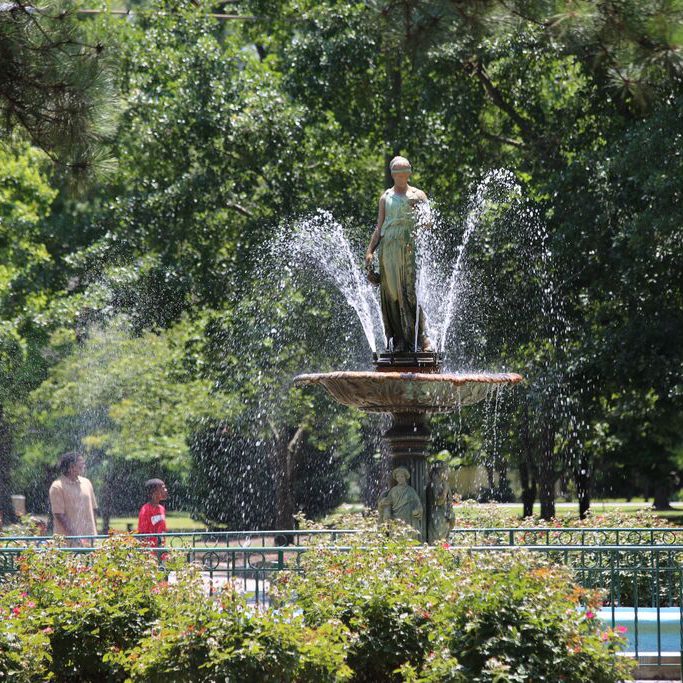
{"left": 137, "top": 479, "right": 168, "bottom": 548}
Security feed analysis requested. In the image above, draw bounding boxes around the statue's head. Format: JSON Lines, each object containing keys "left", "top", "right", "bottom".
{"left": 430, "top": 463, "right": 448, "bottom": 481}
{"left": 393, "top": 466, "right": 410, "bottom": 484}
{"left": 389, "top": 156, "right": 412, "bottom": 179}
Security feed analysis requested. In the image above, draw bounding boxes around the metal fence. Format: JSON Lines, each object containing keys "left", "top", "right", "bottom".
{"left": 1, "top": 528, "right": 682, "bottom": 674}
{"left": 0, "top": 530, "right": 359, "bottom": 603}
{"left": 448, "top": 526, "right": 683, "bottom": 547}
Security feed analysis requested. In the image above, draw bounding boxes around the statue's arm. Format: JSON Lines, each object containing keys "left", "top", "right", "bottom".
{"left": 365, "top": 195, "right": 386, "bottom": 268}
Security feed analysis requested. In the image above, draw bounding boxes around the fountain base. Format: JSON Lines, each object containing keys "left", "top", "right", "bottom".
{"left": 373, "top": 351, "right": 443, "bottom": 373}
{"left": 294, "top": 367, "right": 522, "bottom": 542}
{"left": 383, "top": 412, "right": 431, "bottom": 540}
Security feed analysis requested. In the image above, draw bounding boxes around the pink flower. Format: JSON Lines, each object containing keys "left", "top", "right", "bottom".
{"left": 585, "top": 611, "right": 595, "bottom": 619}
{"left": 616, "top": 625, "right": 628, "bottom": 634}
{"left": 600, "top": 631, "right": 609, "bottom": 641}
{"left": 441, "top": 542, "right": 451, "bottom": 549}
{"left": 11, "top": 606, "right": 21, "bottom": 616}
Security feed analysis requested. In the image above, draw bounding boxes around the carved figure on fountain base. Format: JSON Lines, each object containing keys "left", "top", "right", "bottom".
{"left": 427, "top": 463, "right": 455, "bottom": 543}
{"left": 378, "top": 467, "right": 423, "bottom": 535}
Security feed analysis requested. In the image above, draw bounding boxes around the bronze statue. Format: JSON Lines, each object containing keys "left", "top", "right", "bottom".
{"left": 427, "top": 463, "right": 455, "bottom": 542}
{"left": 365, "top": 156, "right": 432, "bottom": 352}
{"left": 378, "top": 466, "right": 423, "bottom": 533}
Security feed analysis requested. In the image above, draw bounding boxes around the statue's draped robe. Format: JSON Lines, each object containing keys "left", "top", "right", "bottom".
{"left": 380, "top": 483, "right": 422, "bottom": 532}
{"left": 427, "top": 478, "right": 454, "bottom": 542}
{"left": 378, "top": 189, "right": 427, "bottom": 350}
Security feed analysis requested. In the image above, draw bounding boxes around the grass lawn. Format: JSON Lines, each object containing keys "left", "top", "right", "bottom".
{"left": 107, "top": 500, "right": 683, "bottom": 533}
{"left": 324, "top": 501, "right": 683, "bottom": 526}
{"left": 109, "top": 512, "right": 207, "bottom": 532}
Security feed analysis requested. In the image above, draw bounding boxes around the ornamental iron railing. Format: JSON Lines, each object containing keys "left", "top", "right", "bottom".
{"left": 0, "top": 529, "right": 682, "bottom": 673}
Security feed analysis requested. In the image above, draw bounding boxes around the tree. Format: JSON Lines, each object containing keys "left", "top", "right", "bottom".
{"left": 12, "top": 317, "right": 227, "bottom": 528}
{"left": 0, "top": 1, "right": 112, "bottom": 175}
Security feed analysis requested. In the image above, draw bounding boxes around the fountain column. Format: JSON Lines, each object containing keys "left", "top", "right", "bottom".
{"left": 383, "top": 412, "right": 431, "bottom": 541}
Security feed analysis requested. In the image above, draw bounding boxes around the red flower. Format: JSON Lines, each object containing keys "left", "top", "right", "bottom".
{"left": 441, "top": 542, "right": 451, "bottom": 549}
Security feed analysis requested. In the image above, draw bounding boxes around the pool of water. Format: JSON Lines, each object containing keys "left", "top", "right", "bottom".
{"left": 598, "top": 607, "right": 682, "bottom": 653}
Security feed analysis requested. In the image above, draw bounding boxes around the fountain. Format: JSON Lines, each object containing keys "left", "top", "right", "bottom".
{"left": 294, "top": 158, "right": 523, "bottom": 542}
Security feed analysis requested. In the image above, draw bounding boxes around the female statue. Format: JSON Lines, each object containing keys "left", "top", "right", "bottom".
{"left": 365, "top": 156, "right": 432, "bottom": 352}
{"left": 378, "top": 466, "right": 423, "bottom": 533}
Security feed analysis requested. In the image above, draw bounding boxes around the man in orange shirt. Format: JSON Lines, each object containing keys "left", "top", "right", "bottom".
{"left": 48, "top": 452, "right": 98, "bottom": 543}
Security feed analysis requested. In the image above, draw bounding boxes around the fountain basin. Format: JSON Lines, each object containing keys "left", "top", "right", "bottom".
{"left": 294, "top": 371, "right": 523, "bottom": 413}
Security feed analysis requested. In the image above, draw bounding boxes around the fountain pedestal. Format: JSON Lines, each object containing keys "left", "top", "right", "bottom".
{"left": 383, "top": 412, "right": 430, "bottom": 540}
{"left": 294, "top": 361, "right": 522, "bottom": 542}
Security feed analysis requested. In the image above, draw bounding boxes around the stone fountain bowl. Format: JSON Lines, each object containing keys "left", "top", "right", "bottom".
{"left": 294, "top": 371, "right": 523, "bottom": 413}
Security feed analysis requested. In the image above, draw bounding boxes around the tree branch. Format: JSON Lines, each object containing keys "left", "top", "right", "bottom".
{"left": 471, "top": 61, "right": 537, "bottom": 144}
{"left": 226, "top": 201, "right": 253, "bottom": 218}
{"left": 287, "top": 423, "right": 306, "bottom": 455}
{"left": 479, "top": 129, "right": 526, "bottom": 148}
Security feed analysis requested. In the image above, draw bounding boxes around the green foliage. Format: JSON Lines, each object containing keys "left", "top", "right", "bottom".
{"left": 447, "top": 502, "right": 672, "bottom": 530}
{"left": 0, "top": 535, "right": 167, "bottom": 681}
{"left": 274, "top": 528, "right": 634, "bottom": 682}
{"left": 122, "top": 588, "right": 349, "bottom": 683}
{"left": 3, "top": 0, "right": 683, "bottom": 522}
{"left": 0, "top": 535, "right": 349, "bottom": 682}
{"left": 0, "top": 1, "right": 113, "bottom": 174}
{"left": 12, "top": 317, "right": 230, "bottom": 516}
{"left": 0, "top": 532, "right": 633, "bottom": 683}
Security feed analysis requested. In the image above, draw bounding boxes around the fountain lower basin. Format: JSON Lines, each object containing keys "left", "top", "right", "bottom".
{"left": 293, "top": 371, "right": 523, "bottom": 412}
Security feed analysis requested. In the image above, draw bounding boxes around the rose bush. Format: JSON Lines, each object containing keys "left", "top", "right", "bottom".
{"left": 274, "top": 528, "right": 635, "bottom": 683}
{"left": 0, "top": 536, "right": 348, "bottom": 682}
{"left": 1, "top": 532, "right": 634, "bottom": 682}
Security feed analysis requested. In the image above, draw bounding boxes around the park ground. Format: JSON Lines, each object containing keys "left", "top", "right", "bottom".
{"left": 105, "top": 499, "right": 683, "bottom": 532}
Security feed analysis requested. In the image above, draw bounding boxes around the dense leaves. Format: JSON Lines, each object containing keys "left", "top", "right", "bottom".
{"left": 0, "top": 533, "right": 633, "bottom": 682}
{"left": 1, "top": 0, "right": 682, "bottom": 522}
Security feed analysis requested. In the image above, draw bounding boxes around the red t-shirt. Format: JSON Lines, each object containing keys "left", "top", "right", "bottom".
{"left": 137, "top": 503, "right": 167, "bottom": 545}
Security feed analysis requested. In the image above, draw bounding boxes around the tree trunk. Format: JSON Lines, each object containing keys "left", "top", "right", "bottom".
{"left": 269, "top": 421, "right": 305, "bottom": 529}
{"left": 485, "top": 461, "right": 495, "bottom": 491}
{"left": 384, "top": 49, "right": 403, "bottom": 187}
{"left": 538, "top": 473, "right": 555, "bottom": 519}
{"left": 101, "top": 511, "right": 110, "bottom": 536}
{"left": 537, "top": 417, "right": 556, "bottom": 520}
{"left": 652, "top": 482, "right": 672, "bottom": 511}
{"left": 0, "top": 406, "right": 15, "bottom": 526}
{"left": 519, "top": 401, "right": 536, "bottom": 517}
{"left": 575, "top": 453, "right": 591, "bottom": 520}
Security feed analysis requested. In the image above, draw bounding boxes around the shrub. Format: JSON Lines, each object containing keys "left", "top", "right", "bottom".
{"left": 449, "top": 501, "right": 671, "bottom": 530}
{"left": 0, "top": 531, "right": 635, "bottom": 682}
{"left": 0, "top": 535, "right": 349, "bottom": 682}
{"left": 122, "top": 590, "right": 349, "bottom": 683}
{"left": 1, "top": 535, "right": 167, "bottom": 681}
{"left": 274, "top": 528, "right": 635, "bottom": 683}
